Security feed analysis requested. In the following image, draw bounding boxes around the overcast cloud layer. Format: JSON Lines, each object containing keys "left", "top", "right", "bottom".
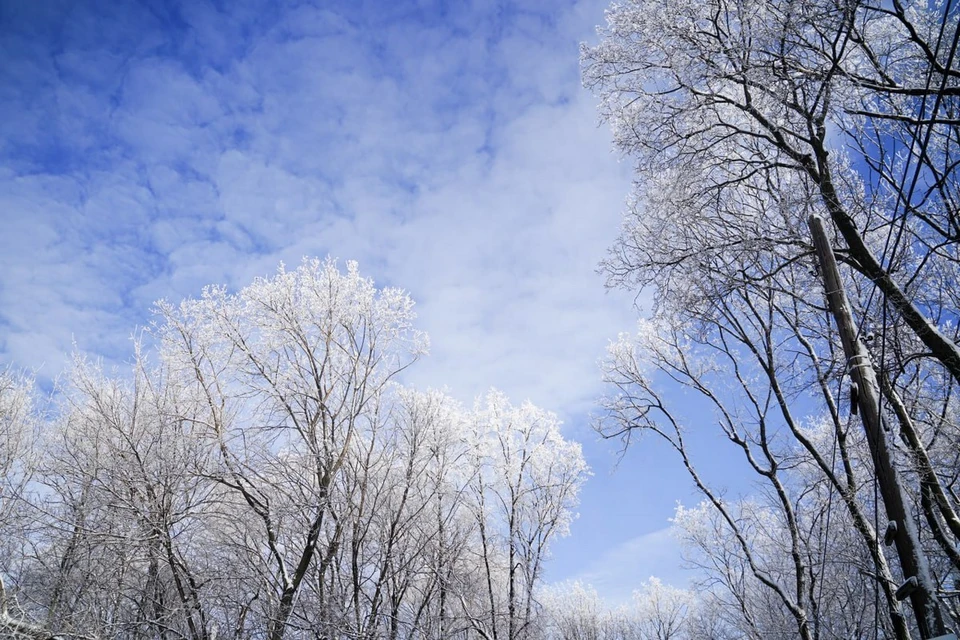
{"left": 0, "top": 0, "right": 711, "bottom": 601}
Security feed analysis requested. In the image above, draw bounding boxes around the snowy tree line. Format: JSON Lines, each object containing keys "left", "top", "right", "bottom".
{"left": 0, "top": 260, "right": 589, "bottom": 640}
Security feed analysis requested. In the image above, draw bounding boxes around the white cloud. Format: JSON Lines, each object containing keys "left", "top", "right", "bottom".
{"left": 0, "top": 0, "right": 660, "bottom": 602}
{"left": 3, "top": 0, "right": 639, "bottom": 408}
{"left": 559, "top": 526, "right": 698, "bottom": 606}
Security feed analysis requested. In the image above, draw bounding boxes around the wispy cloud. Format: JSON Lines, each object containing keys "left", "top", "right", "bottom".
{"left": 1, "top": 0, "right": 677, "bottom": 596}
{"left": 1, "top": 0, "right": 637, "bottom": 407}
{"left": 558, "top": 526, "right": 698, "bottom": 606}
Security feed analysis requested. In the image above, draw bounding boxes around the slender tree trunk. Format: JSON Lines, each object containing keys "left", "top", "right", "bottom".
{"left": 813, "top": 156, "right": 960, "bottom": 386}
{"left": 809, "top": 214, "right": 946, "bottom": 639}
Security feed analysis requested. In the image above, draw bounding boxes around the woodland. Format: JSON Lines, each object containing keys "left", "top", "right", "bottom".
{"left": 2, "top": 0, "right": 960, "bottom": 638}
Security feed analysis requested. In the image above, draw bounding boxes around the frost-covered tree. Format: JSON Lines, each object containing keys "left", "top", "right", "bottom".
{"left": 584, "top": 0, "right": 960, "bottom": 381}
{"left": 536, "top": 578, "right": 732, "bottom": 640}
{"left": 465, "top": 392, "right": 590, "bottom": 640}
{"left": 626, "top": 578, "right": 690, "bottom": 640}
{"left": 0, "top": 370, "right": 46, "bottom": 639}
{"left": 537, "top": 581, "right": 608, "bottom": 640}
{"left": 154, "top": 258, "right": 428, "bottom": 640}
{"left": 584, "top": 0, "right": 960, "bottom": 636}
{"left": 0, "top": 259, "right": 588, "bottom": 640}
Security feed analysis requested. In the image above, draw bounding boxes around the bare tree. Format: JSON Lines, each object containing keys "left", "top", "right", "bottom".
{"left": 584, "top": 0, "right": 960, "bottom": 635}
{"left": 465, "top": 391, "right": 590, "bottom": 640}
{"left": 155, "top": 258, "right": 427, "bottom": 640}
{"left": 1, "top": 259, "right": 590, "bottom": 640}
{"left": 537, "top": 581, "right": 608, "bottom": 640}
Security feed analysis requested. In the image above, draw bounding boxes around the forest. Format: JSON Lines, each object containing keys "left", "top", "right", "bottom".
{"left": 2, "top": 0, "right": 960, "bottom": 638}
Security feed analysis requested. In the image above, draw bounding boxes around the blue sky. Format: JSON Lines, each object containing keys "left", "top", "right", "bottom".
{"left": 0, "top": 0, "right": 742, "bottom": 604}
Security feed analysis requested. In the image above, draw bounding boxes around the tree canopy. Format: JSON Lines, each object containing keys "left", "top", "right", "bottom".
{"left": 584, "top": 0, "right": 960, "bottom": 637}
{"left": 0, "top": 260, "right": 588, "bottom": 640}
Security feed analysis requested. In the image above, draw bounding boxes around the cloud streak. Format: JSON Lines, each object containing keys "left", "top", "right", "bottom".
{"left": 2, "top": 0, "right": 637, "bottom": 403}
{"left": 559, "top": 526, "right": 697, "bottom": 606}
{"left": 0, "top": 0, "right": 669, "bottom": 597}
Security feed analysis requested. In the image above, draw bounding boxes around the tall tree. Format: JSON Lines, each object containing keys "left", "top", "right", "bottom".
{"left": 583, "top": 0, "right": 960, "bottom": 635}
{"left": 0, "top": 259, "right": 589, "bottom": 640}
{"left": 465, "top": 392, "right": 589, "bottom": 640}
{"left": 0, "top": 370, "right": 46, "bottom": 639}
{"left": 155, "top": 258, "right": 427, "bottom": 640}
